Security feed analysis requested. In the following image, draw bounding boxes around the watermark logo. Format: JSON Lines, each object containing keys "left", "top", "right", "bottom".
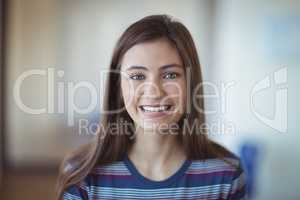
{"left": 250, "top": 66, "right": 288, "bottom": 133}
{"left": 13, "top": 66, "right": 289, "bottom": 135}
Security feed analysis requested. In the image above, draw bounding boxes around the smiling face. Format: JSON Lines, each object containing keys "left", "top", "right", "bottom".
{"left": 120, "top": 38, "right": 187, "bottom": 131}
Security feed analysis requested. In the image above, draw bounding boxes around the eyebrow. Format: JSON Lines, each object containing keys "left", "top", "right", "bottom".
{"left": 125, "top": 64, "right": 182, "bottom": 71}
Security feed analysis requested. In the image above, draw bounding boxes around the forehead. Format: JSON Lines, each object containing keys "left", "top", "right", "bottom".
{"left": 121, "top": 38, "right": 183, "bottom": 70}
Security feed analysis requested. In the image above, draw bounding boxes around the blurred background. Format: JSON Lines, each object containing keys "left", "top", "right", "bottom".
{"left": 0, "top": 0, "right": 299, "bottom": 199}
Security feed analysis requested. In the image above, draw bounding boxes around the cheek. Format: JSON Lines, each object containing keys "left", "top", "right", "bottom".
{"left": 121, "top": 79, "right": 139, "bottom": 109}
{"left": 121, "top": 79, "right": 131, "bottom": 106}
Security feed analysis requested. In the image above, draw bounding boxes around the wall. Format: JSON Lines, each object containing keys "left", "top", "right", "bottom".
{"left": 5, "top": 0, "right": 63, "bottom": 166}
{"left": 211, "top": 0, "right": 300, "bottom": 199}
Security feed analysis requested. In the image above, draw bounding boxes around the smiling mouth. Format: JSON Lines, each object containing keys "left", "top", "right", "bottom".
{"left": 139, "top": 105, "right": 172, "bottom": 112}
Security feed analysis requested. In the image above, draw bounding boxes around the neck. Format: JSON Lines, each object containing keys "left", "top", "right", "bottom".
{"left": 127, "top": 126, "right": 186, "bottom": 168}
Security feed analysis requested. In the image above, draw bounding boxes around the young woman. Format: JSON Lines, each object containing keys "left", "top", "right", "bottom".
{"left": 56, "top": 15, "right": 246, "bottom": 200}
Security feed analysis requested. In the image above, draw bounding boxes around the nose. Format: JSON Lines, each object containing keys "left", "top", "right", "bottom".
{"left": 142, "top": 78, "right": 165, "bottom": 99}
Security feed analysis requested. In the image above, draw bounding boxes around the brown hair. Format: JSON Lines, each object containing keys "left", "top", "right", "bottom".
{"left": 55, "top": 14, "right": 233, "bottom": 199}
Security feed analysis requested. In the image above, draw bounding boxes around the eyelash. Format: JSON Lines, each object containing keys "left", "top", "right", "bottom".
{"left": 129, "top": 73, "right": 145, "bottom": 80}
{"left": 129, "top": 72, "right": 180, "bottom": 80}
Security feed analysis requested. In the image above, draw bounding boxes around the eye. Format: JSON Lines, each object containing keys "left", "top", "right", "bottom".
{"left": 163, "top": 72, "right": 179, "bottom": 79}
{"left": 129, "top": 73, "right": 145, "bottom": 80}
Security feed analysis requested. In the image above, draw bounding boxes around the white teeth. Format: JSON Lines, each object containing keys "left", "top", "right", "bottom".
{"left": 141, "top": 105, "right": 170, "bottom": 112}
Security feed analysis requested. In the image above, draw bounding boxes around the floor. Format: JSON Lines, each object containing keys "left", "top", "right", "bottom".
{"left": 0, "top": 170, "right": 58, "bottom": 200}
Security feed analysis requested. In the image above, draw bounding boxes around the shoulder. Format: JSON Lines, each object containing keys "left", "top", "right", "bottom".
{"left": 204, "top": 140, "right": 246, "bottom": 181}
{"left": 61, "top": 156, "right": 130, "bottom": 189}
{"left": 63, "top": 160, "right": 130, "bottom": 199}
{"left": 187, "top": 156, "right": 247, "bottom": 198}
{"left": 187, "top": 155, "right": 242, "bottom": 177}
{"left": 63, "top": 180, "right": 90, "bottom": 200}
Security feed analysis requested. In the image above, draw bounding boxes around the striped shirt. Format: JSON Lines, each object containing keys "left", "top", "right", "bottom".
{"left": 63, "top": 154, "right": 247, "bottom": 200}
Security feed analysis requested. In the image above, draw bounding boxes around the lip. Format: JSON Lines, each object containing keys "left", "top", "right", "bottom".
{"left": 139, "top": 104, "right": 171, "bottom": 106}
{"left": 138, "top": 105, "right": 173, "bottom": 119}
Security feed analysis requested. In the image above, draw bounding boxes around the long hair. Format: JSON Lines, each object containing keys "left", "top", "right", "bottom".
{"left": 56, "top": 14, "right": 233, "bottom": 199}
